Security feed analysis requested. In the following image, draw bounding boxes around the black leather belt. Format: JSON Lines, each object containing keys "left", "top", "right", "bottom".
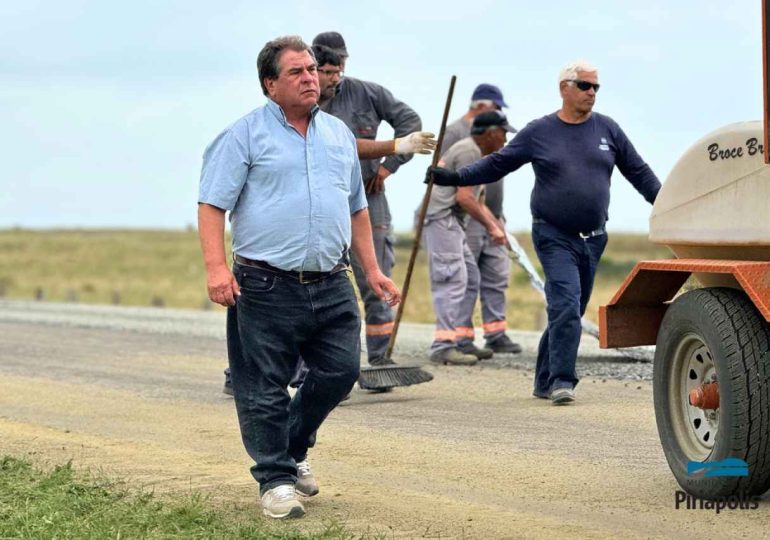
{"left": 532, "top": 218, "right": 605, "bottom": 239}
{"left": 234, "top": 255, "right": 347, "bottom": 284}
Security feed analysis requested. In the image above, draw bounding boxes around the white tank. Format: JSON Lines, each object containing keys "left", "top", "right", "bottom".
{"left": 650, "top": 121, "right": 770, "bottom": 262}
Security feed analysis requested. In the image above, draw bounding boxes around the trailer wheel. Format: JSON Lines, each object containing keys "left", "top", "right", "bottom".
{"left": 654, "top": 287, "right": 770, "bottom": 498}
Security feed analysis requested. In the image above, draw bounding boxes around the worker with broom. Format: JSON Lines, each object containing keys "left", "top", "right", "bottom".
{"left": 424, "top": 110, "right": 515, "bottom": 365}
{"left": 311, "top": 31, "right": 425, "bottom": 373}
{"left": 198, "top": 36, "right": 400, "bottom": 519}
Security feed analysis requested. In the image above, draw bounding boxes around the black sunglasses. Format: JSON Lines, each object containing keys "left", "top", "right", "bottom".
{"left": 569, "top": 79, "right": 600, "bottom": 92}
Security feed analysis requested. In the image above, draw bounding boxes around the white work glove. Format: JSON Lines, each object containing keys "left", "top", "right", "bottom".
{"left": 394, "top": 131, "right": 437, "bottom": 155}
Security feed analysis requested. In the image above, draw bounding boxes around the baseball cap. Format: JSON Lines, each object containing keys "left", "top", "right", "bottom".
{"left": 471, "top": 83, "right": 507, "bottom": 109}
{"left": 312, "top": 32, "right": 348, "bottom": 57}
{"left": 470, "top": 110, "right": 517, "bottom": 135}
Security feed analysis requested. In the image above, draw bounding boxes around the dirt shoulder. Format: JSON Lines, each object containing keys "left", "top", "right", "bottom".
{"left": 1, "top": 319, "right": 768, "bottom": 539}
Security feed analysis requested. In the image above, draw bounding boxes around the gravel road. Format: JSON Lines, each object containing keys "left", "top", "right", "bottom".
{"left": 1, "top": 300, "right": 767, "bottom": 538}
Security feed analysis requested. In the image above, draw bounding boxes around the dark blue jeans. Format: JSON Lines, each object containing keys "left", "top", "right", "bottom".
{"left": 227, "top": 263, "right": 360, "bottom": 495}
{"left": 532, "top": 222, "right": 607, "bottom": 396}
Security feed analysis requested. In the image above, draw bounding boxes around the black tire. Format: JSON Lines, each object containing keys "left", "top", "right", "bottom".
{"left": 653, "top": 287, "right": 770, "bottom": 498}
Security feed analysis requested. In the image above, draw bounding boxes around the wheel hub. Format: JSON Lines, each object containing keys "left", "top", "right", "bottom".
{"left": 670, "top": 336, "right": 719, "bottom": 460}
{"left": 689, "top": 382, "right": 720, "bottom": 410}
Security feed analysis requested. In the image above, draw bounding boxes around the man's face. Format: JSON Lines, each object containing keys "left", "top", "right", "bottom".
{"left": 265, "top": 49, "right": 319, "bottom": 111}
{"left": 488, "top": 127, "right": 507, "bottom": 152}
{"left": 317, "top": 63, "right": 343, "bottom": 100}
{"left": 560, "top": 70, "right": 598, "bottom": 115}
{"left": 479, "top": 127, "right": 507, "bottom": 155}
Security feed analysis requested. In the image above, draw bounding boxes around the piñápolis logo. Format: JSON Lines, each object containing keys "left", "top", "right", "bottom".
{"left": 674, "top": 458, "right": 759, "bottom": 513}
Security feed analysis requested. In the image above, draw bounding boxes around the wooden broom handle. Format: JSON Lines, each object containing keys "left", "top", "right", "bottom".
{"left": 385, "top": 75, "right": 457, "bottom": 360}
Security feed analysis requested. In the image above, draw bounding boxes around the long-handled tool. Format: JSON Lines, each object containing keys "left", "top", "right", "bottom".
{"left": 503, "top": 230, "right": 653, "bottom": 362}
{"left": 358, "top": 75, "right": 457, "bottom": 391}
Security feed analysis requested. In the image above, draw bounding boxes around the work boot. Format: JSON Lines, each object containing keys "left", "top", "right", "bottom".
{"left": 261, "top": 484, "right": 305, "bottom": 519}
{"left": 430, "top": 348, "right": 478, "bottom": 366}
{"left": 368, "top": 355, "right": 396, "bottom": 367}
{"left": 457, "top": 341, "right": 494, "bottom": 360}
{"left": 485, "top": 333, "right": 523, "bottom": 354}
{"left": 223, "top": 368, "right": 233, "bottom": 396}
{"left": 295, "top": 459, "right": 319, "bottom": 497}
{"left": 550, "top": 387, "right": 576, "bottom": 405}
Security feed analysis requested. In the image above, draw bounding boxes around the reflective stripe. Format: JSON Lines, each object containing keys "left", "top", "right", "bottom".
{"left": 366, "top": 322, "right": 395, "bottom": 336}
{"left": 434, "top": 329, "right": 456, "bottom": 341}
{"left": 455, "top": 326, "right": 475, "bottom": 339}
{"left": 482, "top": 320, "right": 507, "bottom": 333}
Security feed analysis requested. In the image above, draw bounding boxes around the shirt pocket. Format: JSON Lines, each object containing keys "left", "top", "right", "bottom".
{"left": 353, "top": 111, "right": 378, "bottom": 139}
{"left": 325, "top": 144, "right": 354, "bottom": 192}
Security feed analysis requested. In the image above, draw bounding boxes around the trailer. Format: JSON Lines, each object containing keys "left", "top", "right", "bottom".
{"left": 599, "top": 2, "right": 770, "bottom": 498}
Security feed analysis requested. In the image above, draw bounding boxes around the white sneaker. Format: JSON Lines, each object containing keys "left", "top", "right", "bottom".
{"left": 260, "top": 484, "right": 305, "bottom": 519}
{"left": 295, "top": 459, "right": 319, "bottom": 497}
{"left": 550, "top": 387, "right": 576, "bottom": 405}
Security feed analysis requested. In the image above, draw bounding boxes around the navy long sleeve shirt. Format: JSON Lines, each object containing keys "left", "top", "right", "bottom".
{"left": 458, "top": 112, "right": 661, "bottom": 234}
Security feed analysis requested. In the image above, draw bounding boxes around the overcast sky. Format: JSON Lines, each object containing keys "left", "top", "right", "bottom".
{"left": 0, "top": 0, "right": 763, "bottom": 233}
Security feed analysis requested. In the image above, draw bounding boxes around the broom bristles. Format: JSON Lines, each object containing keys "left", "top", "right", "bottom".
{"left": 358, "top": 365, "right": 433, "bottom": 390}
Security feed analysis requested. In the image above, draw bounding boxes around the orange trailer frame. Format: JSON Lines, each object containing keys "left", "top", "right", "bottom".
{"left": 599, "top": 259, "right": 770, "bottom": 349}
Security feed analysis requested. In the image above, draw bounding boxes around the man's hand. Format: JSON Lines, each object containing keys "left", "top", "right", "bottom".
{"left": 394, "top": 131, "right": 437, "bottom": 155}
{"left": 366, "top": 270, "right": 401, "bottom": 307}
{"left": 206, "top": 265, "right": 241, "bottom": 307}
{"left": 366, "top": 165, "right": 392, "bottom": 194}
{"left": 424, "top": 165, "right": 461, "bottom": 186}
{"left": 488, "top": 223, "right": 507, "bottom": 246}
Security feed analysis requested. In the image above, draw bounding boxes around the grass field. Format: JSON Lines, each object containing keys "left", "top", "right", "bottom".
{"left": 0, "top": 455, "right": 368, "bottom": 539}
{"left": 0, "top": 229, "right": 671, "bottom": 331}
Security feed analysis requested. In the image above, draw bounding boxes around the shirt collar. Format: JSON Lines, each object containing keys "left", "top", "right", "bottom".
{"left": 266, "top": 99, "right": 320, "bottom": 127}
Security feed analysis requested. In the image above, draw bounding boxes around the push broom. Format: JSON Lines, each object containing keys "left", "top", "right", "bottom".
{"left": 358, "top": 75, "right": 457, "bottom": 391}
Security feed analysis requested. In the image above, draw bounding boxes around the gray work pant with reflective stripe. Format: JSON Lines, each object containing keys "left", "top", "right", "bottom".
{"left": 350, "top": 190, "right": 395, "bottom": 362}
{"left": 457, "top": 218, "right": 510, "bottom": 342}
{"left": 423, "top": 214, "right": 480, "bottom": 355}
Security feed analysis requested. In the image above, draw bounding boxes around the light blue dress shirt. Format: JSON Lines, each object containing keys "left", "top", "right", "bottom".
{"left": 199, "top": 100, "right": 367, "bottom": 272}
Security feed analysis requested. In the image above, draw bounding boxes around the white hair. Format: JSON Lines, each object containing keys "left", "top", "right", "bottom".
{"left": 559, "top": 60, "right": 598, "bottom": 83}
{"left": 470, "top": 99, "right": 496, "bottom": 109}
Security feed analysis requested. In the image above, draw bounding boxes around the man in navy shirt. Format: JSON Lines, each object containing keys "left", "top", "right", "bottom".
{"left": 429, "top": 60, "right": 661, "bottom": 405}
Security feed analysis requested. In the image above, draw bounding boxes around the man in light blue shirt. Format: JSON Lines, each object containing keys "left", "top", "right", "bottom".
{"left": 198, "top": 35, "right": 400, "bottom": 519}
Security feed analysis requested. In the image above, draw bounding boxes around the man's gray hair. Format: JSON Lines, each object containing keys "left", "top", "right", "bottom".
{"left": 257, "top": 35, "right": 314, "bottom": 96}
{"left": 558, "top": 60, "right": 598, "bottom": 83}
{"left": 470, "top": 99, "right": 496, "bottom": 109}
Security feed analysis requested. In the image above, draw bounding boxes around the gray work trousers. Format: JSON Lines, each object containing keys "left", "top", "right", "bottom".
{"left": 423, "top": 214, "right": 480, "bottom": 354}
{"left": 457, "top": 218, "right": 511, "bottom": 342}
{"left": 350, "top": 190, "right": 396, "bottom": 362}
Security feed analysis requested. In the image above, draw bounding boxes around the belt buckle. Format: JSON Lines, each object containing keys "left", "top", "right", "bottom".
{"left": 298, "top": 270, "right": 321, "bottom": 284}
{"left": 579, "top": 229, "right": 602, "bottom": 240}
